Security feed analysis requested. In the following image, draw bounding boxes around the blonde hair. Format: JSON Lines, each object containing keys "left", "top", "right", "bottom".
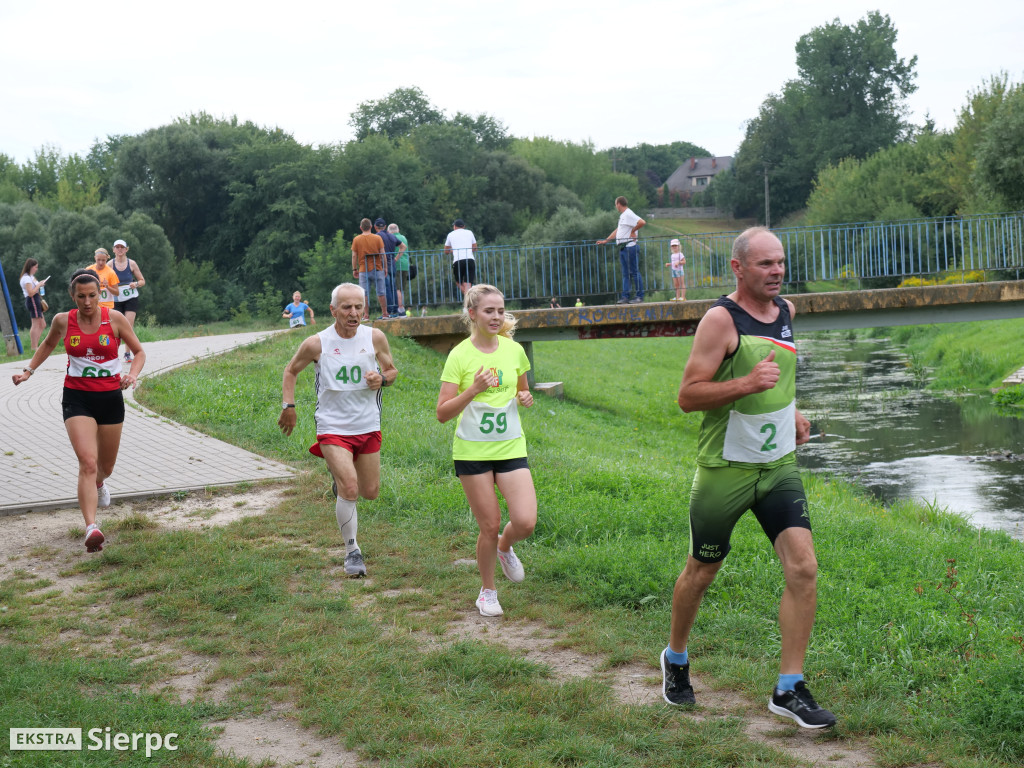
{"left": 94, "top": 248, "right": 110, "bottom": 258}
{"left": 462, "top": 284, "right": 517, "bottom": 338}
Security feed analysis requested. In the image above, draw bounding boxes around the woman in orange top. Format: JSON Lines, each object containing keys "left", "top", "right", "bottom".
{"left": 86, "top": 248, "right": 120, "bottom": 310}
{"left": 11, "top": 270, "right": 146, "bottom": 552}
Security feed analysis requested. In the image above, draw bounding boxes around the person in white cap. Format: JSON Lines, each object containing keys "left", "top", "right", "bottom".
{"left": 111, "top": 239, "right": 146, "bottom": 361}
{"left": 665, "top": 238, "right": 686, "bottom": 301}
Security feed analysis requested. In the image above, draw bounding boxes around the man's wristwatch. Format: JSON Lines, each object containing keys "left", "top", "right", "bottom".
{"left": 282, "top": 403, "right": 295, "bottom": 410}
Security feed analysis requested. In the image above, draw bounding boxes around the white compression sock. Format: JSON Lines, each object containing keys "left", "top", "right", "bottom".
{"left": 335, "top": 497, "right": 359, "bottom": 554}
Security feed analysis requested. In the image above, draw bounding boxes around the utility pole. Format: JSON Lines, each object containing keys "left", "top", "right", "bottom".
{"left": 763, "top": 164, "right": 770, "bottom": 229}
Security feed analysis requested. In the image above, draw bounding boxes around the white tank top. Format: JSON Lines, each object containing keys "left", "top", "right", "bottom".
{"left": 313, "top": 324, "right": 382, "bottom": 435}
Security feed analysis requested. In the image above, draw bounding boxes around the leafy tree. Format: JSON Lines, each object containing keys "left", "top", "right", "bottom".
{"left": 450, "top": 112, "right": 512, "bottom": 151}
{"left": 603, "top": 140, "right": 712, "bottom": 202}
{"left": 520, "top": 206, "right": 617, "bottom": 244}
{"left": 512, "top": 137, "right": 644, "bottom": 213}
{"left": 1, "top": 201, "right": 180, "bottom": 325}
{"left": 946, "top": 74, "right": 1017, "bottom": 213}
{"left": 349, "top": 86, "right": 446, "bottom": 141}
{"left": 805, "top": 128, "right": 956, "bottom": 225}
{"left": 222, "top": 139, "right": 343, "bottom": 290}
{"left": 730, "top": 11, "right": 917, "bottom": 221}
{"left": 297, "top": 230, "right": 349, "bottom": 313}
{"left": 107, "top": 114, "right": 286, "bottom": 265}
{"left": 972, "top": 83, "right": 1024, "bottom": 209}
{"left": 468, "top": 151, "right": 548, "bottom": 240}
{"left": 794, "top": 12, "right": 917, "bottom": 164}
{"left": 336, "top": 133, "right": 434, "bottom": 244}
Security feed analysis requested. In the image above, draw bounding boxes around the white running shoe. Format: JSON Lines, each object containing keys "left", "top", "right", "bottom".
{"left": 84, "top": 524, "right": 105, "bottom": 553}
{"left": 344, "top": 549, "right": 366, "bottom": 578}
{"left": 476, "top": 588, "right": 503, "bottom": 617}
{"left": 97, "top": 484, "right": 111, "bottom": 508}
{"left": 497, "top": 546, "right": 525, "bottom": 583}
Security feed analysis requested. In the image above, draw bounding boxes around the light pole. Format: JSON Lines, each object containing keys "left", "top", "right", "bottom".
{"left": 763, "top": 164, "right": 770, "bottom": 229}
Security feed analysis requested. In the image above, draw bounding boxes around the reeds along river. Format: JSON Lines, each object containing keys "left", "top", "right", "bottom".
{"left": 795, "top": 334, "right": 1024, "bottom": 541}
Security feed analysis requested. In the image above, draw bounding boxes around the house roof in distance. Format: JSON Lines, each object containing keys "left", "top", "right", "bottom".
{"left": 665, "top": 156, "right": 733, "bottom": 191}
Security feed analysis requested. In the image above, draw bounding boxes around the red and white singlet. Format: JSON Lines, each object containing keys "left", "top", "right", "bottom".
{"left": 64, "top": 308, "right": 122, "bottom": 391}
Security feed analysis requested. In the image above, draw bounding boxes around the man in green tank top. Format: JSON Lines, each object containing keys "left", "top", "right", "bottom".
{"left": 659, "top": 227, "right": 836, "bottom": 730}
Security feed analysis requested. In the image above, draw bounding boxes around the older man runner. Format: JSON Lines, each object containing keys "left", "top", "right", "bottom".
{"left": 278, "top": 283, "right": 398, "bottom": 577}
{"left": 661, "top": 226, "right": 836, "bottom": 729}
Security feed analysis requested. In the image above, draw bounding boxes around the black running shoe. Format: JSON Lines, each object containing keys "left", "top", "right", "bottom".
{"left": 660, "top": 648, "right": 696, "bottom": 705}
{"left": 768, "top": 681, "right": 837, "bottom": 729}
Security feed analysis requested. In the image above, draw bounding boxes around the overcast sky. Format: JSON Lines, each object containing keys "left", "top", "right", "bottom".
{"left": 2, "top": 1, "right": 1021, "bottom": 165}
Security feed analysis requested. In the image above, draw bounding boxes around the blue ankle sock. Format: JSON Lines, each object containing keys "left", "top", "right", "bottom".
{"left": 777, "top": 673, "right": 803, "bottom": 692}
{"left": 665, "top": 646, "right": 688, "bottom": 665}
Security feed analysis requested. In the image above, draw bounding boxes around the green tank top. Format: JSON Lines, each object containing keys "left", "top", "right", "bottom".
{"left": 696, "top": 296, "right": 798, "bottom": 469}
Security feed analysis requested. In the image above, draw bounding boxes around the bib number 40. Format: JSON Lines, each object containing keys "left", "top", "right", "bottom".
{"left": 335, "top": 365, "right": 362, "bottom": 384}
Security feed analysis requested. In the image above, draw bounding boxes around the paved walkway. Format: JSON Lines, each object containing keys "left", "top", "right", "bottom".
{"left": 1, "top": 331, "right": 296, "bottom": 515}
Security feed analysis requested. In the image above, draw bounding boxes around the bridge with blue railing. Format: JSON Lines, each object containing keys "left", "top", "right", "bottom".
{"left": 399, "top": 210, "right": 1024, "bottom": 309}
{"left": 384, "top": 211, "right": 1024, "bottom": 386}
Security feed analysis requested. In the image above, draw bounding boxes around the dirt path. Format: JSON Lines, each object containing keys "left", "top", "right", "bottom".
{"left": 1, "top": 487, "right": 881, "bottom": 768}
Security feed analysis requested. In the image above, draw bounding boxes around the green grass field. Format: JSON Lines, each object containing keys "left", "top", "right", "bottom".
{"left": 644, "top": 218, "right": 757, "bottom": 239}
{"left": 3, "top": 327, "right": 1023, "bottom": 767}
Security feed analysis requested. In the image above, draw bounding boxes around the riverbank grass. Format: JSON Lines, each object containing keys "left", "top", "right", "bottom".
{"left": 3, "top": 330, "right": 1023, "bottom": 767}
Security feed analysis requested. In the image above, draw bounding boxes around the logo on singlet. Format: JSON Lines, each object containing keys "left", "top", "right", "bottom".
{"left": 781, "top": 326, "right": 792, "bottom": 339}
{"left": 99, "top": 335, "right": 110, "bottom": 347}
{"left": 69, "top": 336, "right": 81, "bottom": 347}
{"left": 489, "top": 367, "right": 503, "bottom": 387}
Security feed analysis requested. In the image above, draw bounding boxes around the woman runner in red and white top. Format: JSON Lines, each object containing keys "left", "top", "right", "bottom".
{"left": 11, "top": 270, "right": 146, "bottom": 552}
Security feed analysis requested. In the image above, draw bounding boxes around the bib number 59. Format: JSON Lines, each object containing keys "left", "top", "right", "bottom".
{"left": 480, "top": 413, "right": 507, "bottom": 434}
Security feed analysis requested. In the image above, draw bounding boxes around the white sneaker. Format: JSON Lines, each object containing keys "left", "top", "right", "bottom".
{"left": 97, "top": 484, "right": 111, "bottom": 508}
{"left": 497, "top": 546, "right": 525, "bottom": 583}
{"left": 84, "top": 523, "right": 105, "bottom": 553}
{"left": 476, "top": 588, "right": 503, "bottom": 617}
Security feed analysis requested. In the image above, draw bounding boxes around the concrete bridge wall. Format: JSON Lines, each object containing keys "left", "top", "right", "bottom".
{"left": 378, "top": 281, "right": 1024, "bottom": 385}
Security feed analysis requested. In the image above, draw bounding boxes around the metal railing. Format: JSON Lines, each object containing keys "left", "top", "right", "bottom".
{"left": 401, "top": 211, "right": 1024, "bottom": 308}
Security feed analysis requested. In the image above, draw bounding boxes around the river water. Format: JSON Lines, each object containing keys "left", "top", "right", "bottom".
{"left": 795, "top": 333, "right": 1024, "bottom": 540}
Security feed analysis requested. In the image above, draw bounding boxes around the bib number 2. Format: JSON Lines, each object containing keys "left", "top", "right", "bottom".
{"left": 759, "top": 422, "right": 777, "bottom": 453}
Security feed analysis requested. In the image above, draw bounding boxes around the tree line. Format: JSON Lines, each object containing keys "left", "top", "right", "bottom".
{"left": 1, "top": 87, "right": 709, "bottom": 327}
{"left": 704, "top": 12, "right": 1023, "bottom": 227}
{"left": 4, "top": 11, "right": 1021, "bottom": 329}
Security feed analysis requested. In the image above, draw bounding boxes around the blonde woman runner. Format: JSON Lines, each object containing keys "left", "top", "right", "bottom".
{"left": 436, "top": 285, "right": 537, "bottom": 617}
